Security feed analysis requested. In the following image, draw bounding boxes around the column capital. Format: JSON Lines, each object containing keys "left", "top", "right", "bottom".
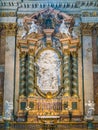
{"left": 71, "top": 51, "right": 78, "bottom": 57}
{"left": 28, "top": 49, "right": 35, "bottom": 56}
{"left": 19, "top": 51, "right": 26, "bottom": 58}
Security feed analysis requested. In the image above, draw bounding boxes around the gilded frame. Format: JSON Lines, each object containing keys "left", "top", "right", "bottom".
{"left": 35, "top": 47, "right": 63, "bottom": 98}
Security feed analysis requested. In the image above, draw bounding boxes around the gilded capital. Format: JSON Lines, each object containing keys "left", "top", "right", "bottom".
{"left": 71, "top": 51, "right": 78, "bottom": 57}
{"left": 19, "top": 51, "right": 26, "bottom": 58}
{"left": 1, "top": 23, "right": 17, "bottom": 36}
{"left": 81, "top": 23, "right": 94, "bottom": 36}
{"left": 28, "top": 49, "right": 35, "bottom": 56}
{"left": 63, "top": 49, "right": 70, "bottom": 55}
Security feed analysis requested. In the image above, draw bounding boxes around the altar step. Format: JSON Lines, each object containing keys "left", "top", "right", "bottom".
{"left": 0, "top": 121, "right": 98, "bottom": 129}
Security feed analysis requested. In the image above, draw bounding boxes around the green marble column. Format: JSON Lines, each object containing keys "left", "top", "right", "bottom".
{"left": 27, "top": 50, "right": 35, "bottom": 97}
{"left": 63, "top": 51, "right": 71, "bottom": 97}
{"left": 72, "top": 52, "right": 78, "bottom": 97}
{"left": 19, "top": 51, "right": 26, "bottom": 97}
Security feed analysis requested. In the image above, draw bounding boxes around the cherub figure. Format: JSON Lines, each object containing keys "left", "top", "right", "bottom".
{"left": 59, "top": 20, "right": 70, "bottom": 36}
{"left": 28, "top": 21, "right": 38, "bottom": 34}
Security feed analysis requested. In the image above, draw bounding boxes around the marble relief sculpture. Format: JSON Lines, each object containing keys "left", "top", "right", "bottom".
{"left": 3, "top": 101, "right": 13, "bottom": 120}
{"left": 85, "top": 100, "right": 95, "bottom": 120}
{"left": 36, "top": 50, "right": 61, "bottom": 93}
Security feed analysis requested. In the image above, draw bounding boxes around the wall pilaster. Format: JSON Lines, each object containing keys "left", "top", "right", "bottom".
{"left": 81, "top": 23, "right": 94, "bottom": 103}
{"left": 3, "top": 23, "right": 17, "bottom": 108}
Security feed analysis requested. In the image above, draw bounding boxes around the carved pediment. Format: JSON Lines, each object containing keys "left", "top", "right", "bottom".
{"left": 17, "top": 7, "right": 74, "bottom": 38}
{"left": 17, "top": 8, "right": 80, "bottom": 53}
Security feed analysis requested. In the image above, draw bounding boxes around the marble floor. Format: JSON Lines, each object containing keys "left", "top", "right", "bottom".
{"left": 0, "top": 128, "right": 98, "bottom": 130}
{"left": 2, "top": 127, "right": 95, "bottom": 130}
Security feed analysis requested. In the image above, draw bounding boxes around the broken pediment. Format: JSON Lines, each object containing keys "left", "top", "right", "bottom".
{"left": 17, "top": 7, "right": 80, "bottom": 53}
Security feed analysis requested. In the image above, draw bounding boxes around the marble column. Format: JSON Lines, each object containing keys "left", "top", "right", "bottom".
{"left": 27, "top": 50, "right": 35, "bottom": 96}
{"left": 19, "top": 51, "right": 26, "bottom": 96}
{"left": 82, "top": 24, "right": 94, "bottom": 103}
{"left": 63, "top": 51, "right": 71, "bottom": 96}
{"left": 71, "top": 52, "right": 78, "bottom": 97}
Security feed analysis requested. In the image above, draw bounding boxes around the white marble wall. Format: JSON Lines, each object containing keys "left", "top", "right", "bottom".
{"left": 4, "top": 36, "right": 15, "bottom": 107}
{"left": 83, "top": 36, "right": 94, "bottom": 102}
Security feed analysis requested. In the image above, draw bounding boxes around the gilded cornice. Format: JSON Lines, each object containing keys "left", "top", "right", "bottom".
{"left": 80, "top": 23, "right": 94, "bottom": 36}
{"left": 0, "top": 23, "right": 17, "bottom": 36}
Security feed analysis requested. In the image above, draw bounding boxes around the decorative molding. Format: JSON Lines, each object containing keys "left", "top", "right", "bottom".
{"left": 0, "top": 1, "right": 98, "bottom": 9}
{"left": 0, "top": 12, "right": 16, "bottom": 17}
{"left": 82, "top": 11, "right": 98, "bottom": 17}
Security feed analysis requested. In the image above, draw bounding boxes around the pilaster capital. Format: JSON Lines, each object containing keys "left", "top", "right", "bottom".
{"left": 80, "top": 23, "right": 94, "bottom": 36}
{"left": 0, "top": 23, "right": 17, "bottom": 36}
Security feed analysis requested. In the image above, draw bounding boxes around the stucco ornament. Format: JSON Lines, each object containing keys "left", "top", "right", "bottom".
{"left": 71, "top": 29, "right": 78, "bottom": 39}
{"left": 59, "top": 20, "right": 70, "bottom": 36}
{"left": 28, "top": 21, "right": 38, "bottom": 34}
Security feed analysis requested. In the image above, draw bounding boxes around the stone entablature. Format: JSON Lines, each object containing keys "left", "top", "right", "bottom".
{"left": 0, "top": 0, "right": 98, "bottom": 19}
{"left": 0, "top": 0, "right": 98, "bottom": 8}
